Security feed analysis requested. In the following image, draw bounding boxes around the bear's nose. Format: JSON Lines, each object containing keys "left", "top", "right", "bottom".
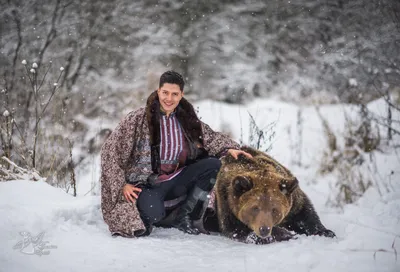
{"left": 259, "top": 226, "right": 271, "bottom": 237}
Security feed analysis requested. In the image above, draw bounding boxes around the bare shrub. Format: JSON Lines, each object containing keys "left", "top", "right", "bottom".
{"left": 0, "top": 60, "right": 79, "bottom": 193}
{"left": 318, "top": 103, "right": 382, "bottom": 207}
{"left": 0, "top": 156, "right": 42, "bottom": 181}
{"left": 247, "top": 112, "right": 276, "bottom": 152}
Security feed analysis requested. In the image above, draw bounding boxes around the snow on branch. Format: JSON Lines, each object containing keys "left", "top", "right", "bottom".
{"left": 0, "top": 156, "right": 42, "bottom": 181}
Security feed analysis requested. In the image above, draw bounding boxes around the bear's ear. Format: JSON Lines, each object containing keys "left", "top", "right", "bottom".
{"left": 233, "top": 176, "right": 253, "bottom": 197}
{"left": 279, "top": 178, "right": 299, "bottom": 195}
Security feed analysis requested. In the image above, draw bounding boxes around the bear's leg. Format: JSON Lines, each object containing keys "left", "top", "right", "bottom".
{"left": 271, "top": 226, "right": 296, "bottom": 242}
{"left": 225, "top": 215, "right": 252, "bottom": 241}
{"left": 244, "top": 232, "right": 274, "bottom": 244}
{"left": 221, "top": 214, "right": 291, "bottom": 245}
{"left": 219, "top": 209, "right": 255, "bottom": 243}
{"left": 245, "top": 227, "right": 296, "bottom": 244}
{"left": 282, "top": 196, "right": 335, "bottom": 238}
{"left": 202, "top": 208, "right": 220, "bottom": 232}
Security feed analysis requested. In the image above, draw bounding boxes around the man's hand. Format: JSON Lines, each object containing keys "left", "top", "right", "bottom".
{"left": 123, "top": 184, "right": 142, "bottom": 203}
{"left": 227, "top": 149, "right": 253, "bottom": 160}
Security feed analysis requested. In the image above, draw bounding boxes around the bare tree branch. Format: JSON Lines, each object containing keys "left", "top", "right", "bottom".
{"left": 37, "top": 64, "right": 52, "bottom": 94}
{"left": 37, "top": 0, "right": 61, "bottom": 67}
{"left": 32, "top": 69, "right": 64, "bottom": 167}
{"left": 7, "top": 9, "right": 22, "bottom": 94}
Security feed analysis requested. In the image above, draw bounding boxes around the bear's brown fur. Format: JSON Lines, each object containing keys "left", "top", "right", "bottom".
{"left": 212, "top": 146, "right": 335, "bottom": 244}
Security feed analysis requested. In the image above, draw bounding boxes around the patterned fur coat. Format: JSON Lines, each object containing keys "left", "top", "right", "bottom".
{"left": 100, "top": 91, "right": 240, "bottom": 237}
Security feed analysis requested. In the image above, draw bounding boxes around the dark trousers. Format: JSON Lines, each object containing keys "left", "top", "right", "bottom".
{"left": 136, "top": 157, "right": 221, "bottom": 225}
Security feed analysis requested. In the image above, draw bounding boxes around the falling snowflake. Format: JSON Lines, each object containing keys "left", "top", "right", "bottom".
{"left": 348, "top": 78, "right": 358, "bottom": 87}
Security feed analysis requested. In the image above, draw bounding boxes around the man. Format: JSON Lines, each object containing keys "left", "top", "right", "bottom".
{"left": 101, "top": 70, "right": 251, "bottom": 238}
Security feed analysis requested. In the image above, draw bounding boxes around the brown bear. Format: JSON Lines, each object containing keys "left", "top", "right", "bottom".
{"left": 208, "top": 146, "right": 335, "bottom": 244}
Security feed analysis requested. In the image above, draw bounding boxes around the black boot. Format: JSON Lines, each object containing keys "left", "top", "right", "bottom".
{"left": 191, "top": 194, "right": 211, "bottom": 235}
{"left": 172, "top": 186, "right": 209, "bottom": 235}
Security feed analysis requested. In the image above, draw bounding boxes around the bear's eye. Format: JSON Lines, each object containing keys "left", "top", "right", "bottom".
{"left": 251, "top": 206, "right": 260, "bottom": 214}
{"left": 272, "top": 208, "right": 279, "bottom": 216}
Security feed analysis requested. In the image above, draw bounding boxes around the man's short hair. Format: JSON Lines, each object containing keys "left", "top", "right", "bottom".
{"left": 159, "top": 70, "right": 185, "bottom": 91}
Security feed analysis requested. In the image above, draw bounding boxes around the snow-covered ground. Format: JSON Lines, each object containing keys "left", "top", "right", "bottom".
{"left": 1, "top": 98, "right": 399, "bottom": 272}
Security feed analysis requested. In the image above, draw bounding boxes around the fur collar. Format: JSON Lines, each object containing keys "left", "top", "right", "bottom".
{"left": 145, "top": 90, "right": 203, "bottom": 173}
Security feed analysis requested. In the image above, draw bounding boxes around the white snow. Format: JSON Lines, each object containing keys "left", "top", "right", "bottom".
{"left": 1, "top": 98, "right": 399, "bottom": 272}
{"left": 3, "top": 110, "right": 10, "bottom": 117}
{"left": 349, "top": 78, "right": 358, "bottom": 87}
{"left": 21, "top": 60, "right": 27, "bottom": 65}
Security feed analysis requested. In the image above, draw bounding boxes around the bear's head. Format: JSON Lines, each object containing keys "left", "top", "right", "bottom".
{"left": 220, "top": 148, "right": 298, "bottom": 238}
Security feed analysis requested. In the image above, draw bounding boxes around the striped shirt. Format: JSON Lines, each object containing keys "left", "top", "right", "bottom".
{"left": 156, "top": 111, "right": 188, "bottom": 182}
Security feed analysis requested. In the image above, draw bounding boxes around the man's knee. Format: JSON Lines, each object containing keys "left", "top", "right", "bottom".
{"left": 136, "top": 191, "right": 165, "bottom": 224}
{"left": 208, "top": 157, "right": 222, "bottom": 169}
{"left": 196, "top": 158, "right": 221, "bottom": 191}
{"left": 137, "top": 203, "right": 165, "bottom": 224}
{"left": 205, "top": 158, "right": 222, "bottom": 177}
{"left": 199, "top": 157, "right": 221, "bottom": 173}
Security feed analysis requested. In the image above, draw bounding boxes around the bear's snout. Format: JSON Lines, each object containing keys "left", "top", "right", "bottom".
{"left": 259, "top": 226, "right": 272, "bottom": 237}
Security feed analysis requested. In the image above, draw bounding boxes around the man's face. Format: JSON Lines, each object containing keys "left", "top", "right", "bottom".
{"left": 157, "top": 83, "right": 183, "bottom": 114}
